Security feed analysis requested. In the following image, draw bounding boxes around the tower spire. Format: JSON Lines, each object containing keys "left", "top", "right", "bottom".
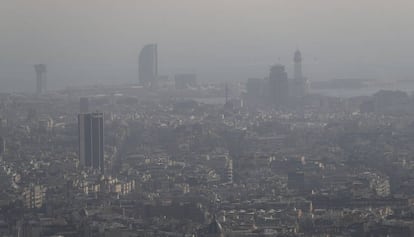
{"left": 292, "top": 50, "right": 309, "bottom": 98}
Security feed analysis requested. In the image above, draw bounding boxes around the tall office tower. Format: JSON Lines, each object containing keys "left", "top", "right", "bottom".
{"left": 79, "top": 97, "right": 89, "bottom": 113}
{"left": 292, "top": 50, "right": 309, "bottom": 98}
{"left": 269, "top": 64, "right": 289, "bottom": 107}
{"left": 139, "top": 44, "right": 158, "bottom": 88}
{"left": 34, "top": 64, "right": 47, "bottom": 95}
{"left": 78, "top": 112, "right": 104, "bottom": 172}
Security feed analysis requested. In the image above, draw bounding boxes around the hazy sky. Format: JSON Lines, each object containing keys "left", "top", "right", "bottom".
{"left": 1, "top": 0, "right": 414, "bottom": 92}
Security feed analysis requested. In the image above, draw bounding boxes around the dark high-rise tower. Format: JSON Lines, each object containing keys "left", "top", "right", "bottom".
{"left": 139, "top": 44, "right": 158, "bottom": 88}
{"left": 34, "top": 64, "right": 47, "bottom": 95}
{"left": 78, "top": 112, "right": 104, "bottom": 172}
{"left": 269, "top": 64, "right": 289, "bottom": 107}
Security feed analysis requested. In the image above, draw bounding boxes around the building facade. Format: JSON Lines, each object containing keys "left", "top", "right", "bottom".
{"left": 269, "top": 64, "right": 289, "bottom": 107}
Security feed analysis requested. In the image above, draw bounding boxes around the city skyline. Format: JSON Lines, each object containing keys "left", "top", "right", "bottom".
{"left": 1, "top": 1, "right": 414, "bottom": 92}
{"left": 3, "top": 2, "right": 414, "bottom": 236}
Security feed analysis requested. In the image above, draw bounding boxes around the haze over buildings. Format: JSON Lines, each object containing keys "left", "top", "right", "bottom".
{"left": 1, "top": 1, "right": 414, "bottom": 92}
{"left": 3, "top": 1, "right": 414, "bottom": 236}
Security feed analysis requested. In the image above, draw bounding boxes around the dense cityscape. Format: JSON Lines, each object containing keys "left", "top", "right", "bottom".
{"left": 0, "top": 43, "right": 414, "bottom": 237}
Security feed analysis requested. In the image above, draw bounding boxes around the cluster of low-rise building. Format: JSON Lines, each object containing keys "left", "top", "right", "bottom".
{"left": 0, "top": 84, "right": 414, "bottom": 236}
